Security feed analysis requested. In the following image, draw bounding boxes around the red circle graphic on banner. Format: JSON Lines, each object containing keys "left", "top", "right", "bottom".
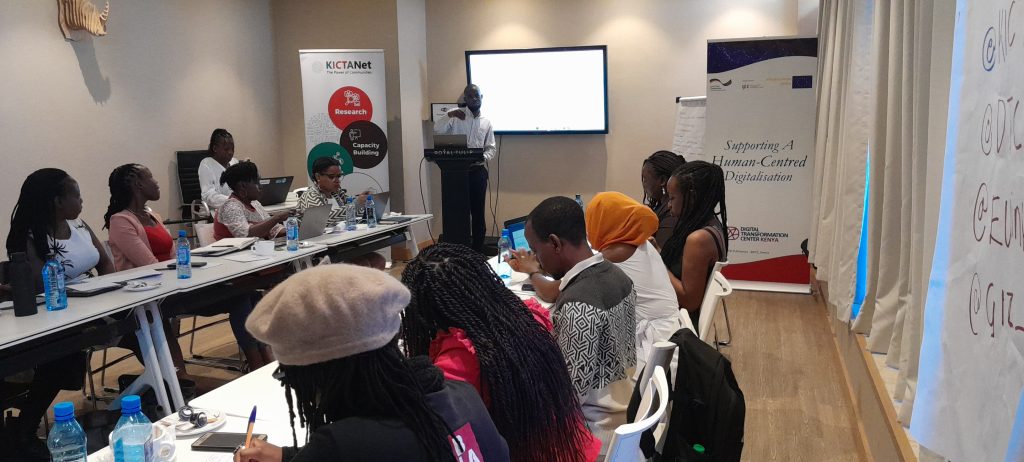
{"left": 328, "top": 86, "right": 373, "bottom": 130}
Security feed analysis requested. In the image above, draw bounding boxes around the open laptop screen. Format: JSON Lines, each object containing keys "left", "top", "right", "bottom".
{"left": 504, "top": 217, "right": 530, "bottom": 251}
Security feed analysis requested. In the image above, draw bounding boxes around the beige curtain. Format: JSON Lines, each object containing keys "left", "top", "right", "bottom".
{"left": 809, "top": 0, "right": 873, "bottom": 321}
{"left": 812, "top": 0, "right": 952, "bottom": 459}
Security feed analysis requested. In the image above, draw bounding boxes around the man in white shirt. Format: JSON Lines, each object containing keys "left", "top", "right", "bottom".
{"left": 433, "top": 85, "right": 496, "bottom": 251}
{"left": 198, "top": 128, "right": 239, "bottom": 209}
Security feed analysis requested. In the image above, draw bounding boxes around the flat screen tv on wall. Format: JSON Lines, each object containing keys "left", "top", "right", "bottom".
{"left": 465, "top": 45, "right": 608, "bottom": 135}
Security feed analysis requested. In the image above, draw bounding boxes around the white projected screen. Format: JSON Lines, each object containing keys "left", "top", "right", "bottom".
{"left": 466, "top": 47, "right": 607, "bottom": 134}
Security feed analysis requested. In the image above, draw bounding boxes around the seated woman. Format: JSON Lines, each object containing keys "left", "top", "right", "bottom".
{"left": 213, "top": 161, "right": 289, "bottom": 240}
{"left": 105, "top": 164, "right": 273, "bottom": 371}
{"left": 235, "top": 264, "right": 510, "bottom": 462}
{"left": 296, "top": 157, "right": 384, "bottom": 269}
{"left": 4, "top": 168, "right": 115, "bottom": 460}
{"left": 585, "top": 192, "right": 693, "bottom": 370}
{"left": 641, "top": 150, "right": 686, "bottom": 247}
{"left": 402, "top": 243, "right": 600, "bottom": 462}
{"left": 199, "top": 128, "right": 239, "bottom": 209}
{"left": 660, "top": 160, "right": 728, "bottom": 326}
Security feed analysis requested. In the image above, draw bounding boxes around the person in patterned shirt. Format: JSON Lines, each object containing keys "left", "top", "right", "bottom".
{"left": 510, "top": 196, "right": 637, "bottom": 456}
{"left": 296, "top": 156, "right": 384, "bottom": 269}
{"left": 296, "top": 156, "right": 368, "bottom": 228}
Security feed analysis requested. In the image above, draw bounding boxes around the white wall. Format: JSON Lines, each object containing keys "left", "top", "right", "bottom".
{"left": 425, "top": 0, "right": 802, "bottom": 232}
{"left": 0, "top": 1, "right": 282, "bottom": 243}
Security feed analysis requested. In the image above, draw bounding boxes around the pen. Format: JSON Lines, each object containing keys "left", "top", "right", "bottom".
{"left": 244, "top": 405, "right": 257, "bottom": 448}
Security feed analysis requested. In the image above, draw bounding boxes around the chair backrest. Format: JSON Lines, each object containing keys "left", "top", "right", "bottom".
{"left": 176, "top": 150, "right": 211, "bottom": 207}
{"left": 604, "top": 366, "right": 670, "bottom": 462}
{"left": 638, "top": 341, "right": 676, "bottom": 393}
{"left": 194, "top": 223, "right": 216, "bottom": 247}
{"left": 711, "top": 260, "right": 729, "bottom": 277}
{"left": 698, "top": 271, "right": 733, "bottom": 342}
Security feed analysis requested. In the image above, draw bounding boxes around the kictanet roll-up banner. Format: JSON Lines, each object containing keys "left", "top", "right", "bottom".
{"left": 299, "top": 49, "right": 389, "bottom": 196}
{"left": 911, "top": 1, "right": 1024, "bottom": 460}
{"left": 702, "top": 37, "right": 818, "bottom": 293}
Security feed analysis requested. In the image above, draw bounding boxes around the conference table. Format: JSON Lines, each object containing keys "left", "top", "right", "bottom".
{"left": 89, "top": 256, "right": 540, "bottom": 461}
{"left": 0, "top": 215, "right": 431, "bottom": 416}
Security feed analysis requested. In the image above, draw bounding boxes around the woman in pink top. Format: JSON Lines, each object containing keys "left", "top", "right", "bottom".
{"left": 402, "top": 243, "right": 601, "bottom": 462}
{"left": 104, "top": 164, "right": 273, "bottom": 371}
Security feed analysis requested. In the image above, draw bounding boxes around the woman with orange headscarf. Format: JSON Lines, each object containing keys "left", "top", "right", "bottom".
{"left": 586, "top": 192, "right": 693, "bottom": 372}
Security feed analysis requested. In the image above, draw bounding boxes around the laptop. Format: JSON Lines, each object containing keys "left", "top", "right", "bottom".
{"left": 259, "top": 176, "right": 294, "bottom": 205}
{"left": 503, "top": 216, "right": 531, "bottom": 251}
{"left": 274, "top": 204, "right": 333, "bottom": 248}
{"left": 433, "top": 134, "right": 468, "bottom": 148}
{"left": 367, "top": 191, "right": 391, "bottom": 222}
{"left": 298, "top": 204, "right": 333, "bottom": 240}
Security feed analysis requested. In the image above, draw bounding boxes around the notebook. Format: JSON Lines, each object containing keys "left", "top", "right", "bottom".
{"left": 192, "top": 237, "right": 259, "bottom": 256}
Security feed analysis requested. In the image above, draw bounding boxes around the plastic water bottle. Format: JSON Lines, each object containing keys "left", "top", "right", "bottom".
{"left": 176, "top": 230, "right": 191, "bottom": 279}
{"left": 42, "top": 254, "right": 67, "bottom": 311}
{"left": 345, "top": 197, "right": 358, "bottom": 231}
{"left": 497, "top": 229, "right": 512, "bottom": 285}
{"left": 286, "top": 211, "right": 299, "bottom": 252}
{"left": 112, "top": 395, "right": 153, "bottom": 462}
{"left": 575, "top": 194, "right": 584, "bottom": 209}
{"left": 365, "top": 195, "right": 377, "bottom": 228}
{"left": 47, "top": 402, "right": 87, "bottom": 461}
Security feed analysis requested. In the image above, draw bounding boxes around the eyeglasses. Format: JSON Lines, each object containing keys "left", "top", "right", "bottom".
{"left": 318, "top": 173, "right": 343, "bottom": 180}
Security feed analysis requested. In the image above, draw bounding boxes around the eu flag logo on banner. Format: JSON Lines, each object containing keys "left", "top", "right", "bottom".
{"left": 792, "top": 75, "right": 813, "bottom": 89}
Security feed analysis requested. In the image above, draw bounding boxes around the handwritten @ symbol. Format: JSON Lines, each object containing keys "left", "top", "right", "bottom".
{"left": 984, "top": 26, "right": 997, "bottom": 71}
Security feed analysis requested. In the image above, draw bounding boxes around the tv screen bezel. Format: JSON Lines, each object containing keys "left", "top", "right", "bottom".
{"left": 465, "top": 45, "right": 609, "bottom": 135}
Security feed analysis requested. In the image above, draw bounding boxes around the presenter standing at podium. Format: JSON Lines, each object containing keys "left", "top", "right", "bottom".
{"left": 434, "top": 84, "right": 496, "bottom": 252}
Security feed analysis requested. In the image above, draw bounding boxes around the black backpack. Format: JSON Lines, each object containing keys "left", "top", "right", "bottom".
{"left": 627, "top": 328, "right": 745, "bottom": 461}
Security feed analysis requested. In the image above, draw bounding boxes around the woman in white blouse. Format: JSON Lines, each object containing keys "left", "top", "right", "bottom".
{"left": 198, "top": 128, "right": 239, "bottom": 209}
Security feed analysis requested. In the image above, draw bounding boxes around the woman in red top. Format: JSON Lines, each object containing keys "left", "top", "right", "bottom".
{"left": 402, "top": 243, "right": 601, "bottom": 462}
{"left": 104, "top": 164, "right": 273, "bottom": 371}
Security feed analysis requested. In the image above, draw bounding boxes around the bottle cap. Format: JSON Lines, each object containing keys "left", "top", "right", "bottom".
{"left": 121, "top": 395, "right": 142, "bottom": 414}
{"left": 348, "top": 197, "right": 354, "bottom": 203}
{"left": 502, "top": 228, "right": 509, "bottom": 238}
{"left": 53, "top": 401, "right": 75, "bottom": 421}
{"left": 693, "top": 444, "right": 705, "bottom": 454}
{"left": 178, "top": 230, "right": 187, "bottom": 237}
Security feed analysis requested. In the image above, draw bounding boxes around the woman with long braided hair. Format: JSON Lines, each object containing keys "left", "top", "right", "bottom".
{"left": 402, "top": 243, "right": 600, "bottom": 462}
{"left": 642, "top": 150, "right": 686, "bottom": 246}
{"left": 237, "top": 264, "right": 509, "bottom": 462}
{"left": 660, "top": 160, "right": 728, "bottom": 325}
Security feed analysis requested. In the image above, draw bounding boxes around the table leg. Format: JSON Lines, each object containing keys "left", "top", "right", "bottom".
{"left": 145, "top": 302, "right": 185, "bottom": 411}
{"left": 406, "top": 225, "right": 421, "bottom": 258}
{"left": 114, "top": 307, "right": 171, "bottom": 414}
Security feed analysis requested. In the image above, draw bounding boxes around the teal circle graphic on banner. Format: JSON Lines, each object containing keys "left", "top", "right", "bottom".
{"left": 307, "top": 142, "right": 354, "bottom": 178}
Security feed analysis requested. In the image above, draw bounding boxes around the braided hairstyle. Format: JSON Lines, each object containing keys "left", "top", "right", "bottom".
{"left": 660, "top": 160, "right": 728, "bottom": 269}
{"left": 401, "top": 243, "right": 589, "bottom": 462}
{"left": 642, "top": 150, "right": 686, "bottom": 210}
{"left": 208, "top": 128, "right": 232, "bottom": 152}
{"left": 7, "top": 168, "right": 73, "bottom": 259}
{"left": 103, "top": 163, "right": 145, "bottom": 229}
{"left": 277, "top": 343, "right": 456, "bottom": 461}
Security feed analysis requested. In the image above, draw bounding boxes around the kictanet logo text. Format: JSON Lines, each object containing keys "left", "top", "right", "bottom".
{"left": 326, "top": 61, "right": 372, "bottom": 70}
